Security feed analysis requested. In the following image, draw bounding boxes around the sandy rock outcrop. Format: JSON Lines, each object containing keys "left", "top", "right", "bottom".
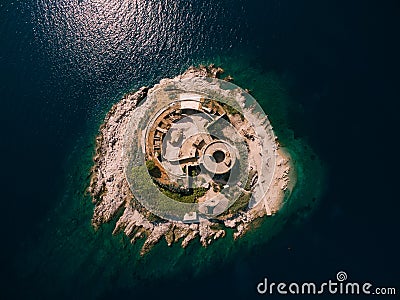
{"left": 88, "top": 65, "right": 295, "bottom": 255}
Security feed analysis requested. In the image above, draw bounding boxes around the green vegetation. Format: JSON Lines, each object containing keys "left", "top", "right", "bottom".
{"left": 146, "top": 159, "right": 161, "bottom": 178}
{"left": 221, "top": 102, "right": 244, "bottom": 121}
{"left": 130, "top": 165, "right": 195, "bottom": 218}
{"left": 244, "top": 169, "right": 257, "bottom": 191}
{"left": 228, "top": 192, "right": 251, "bottom": 213}
{"left": 131, "top": 165, "right": 157, "bottom": 196}
{"left": 160, "top": 187, "right": 208, "bottom": 204}
{"left": 202, "top": 98, "right": 211, "bottom": 106}
{"left": 212, "top": 183, "right": 220, "bottom": 193}
{"left": 222, "top": 103, "right": 240, "bottom": 116}
{"left": 145, "top": 212, "right": 163, "bottom": 223}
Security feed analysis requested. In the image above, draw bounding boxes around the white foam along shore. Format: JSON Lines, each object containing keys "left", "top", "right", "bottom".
{"left": 88, "top": 65, "right": 296, "bottom": 255}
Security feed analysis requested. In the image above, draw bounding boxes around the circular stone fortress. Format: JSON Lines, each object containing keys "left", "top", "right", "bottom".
{"left": 89, "top": 65, "right": 295, "bottom": 255}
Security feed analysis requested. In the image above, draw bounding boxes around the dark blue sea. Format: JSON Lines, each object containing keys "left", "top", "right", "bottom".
{"left": 1, "top": 0, "right": 399, "bottom": 299}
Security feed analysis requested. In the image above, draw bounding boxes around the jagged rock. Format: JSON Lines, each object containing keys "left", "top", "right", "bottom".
{"left": 214, "top": 229, "right": 226, "bottom": 240}
{"left": 140, "top": 223, "right": 171, "bottom": 255}
{"left": 131, "top": 231, "right": 144, "bottom": 244}
{"left": 223, "top": 75, "right": 234, "bottom": 82}
{"left": 181, "top": 230, "right": 199, "bottom": 248}
{"left": 224, "top": 219, "right": 237, "bottom": 228}
{"left": 88, "top": 65, "right": 295, "bottom": 255}
{"left": 233, "top": 224, "right": 244, "bottom": 240}
{"left": 173, "top": 224, "right": 191, "bottom": 242}
{"left": 165, "top": 225, "right": 175, "bottom": 246}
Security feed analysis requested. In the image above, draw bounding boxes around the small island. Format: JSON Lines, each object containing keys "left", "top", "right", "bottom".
{"left": 88, "top": 65, "right": 296, "bottom": 255}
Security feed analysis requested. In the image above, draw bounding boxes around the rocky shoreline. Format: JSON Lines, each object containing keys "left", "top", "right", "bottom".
{"left": 88, "top": 65, "right": 296, "bottom": 255}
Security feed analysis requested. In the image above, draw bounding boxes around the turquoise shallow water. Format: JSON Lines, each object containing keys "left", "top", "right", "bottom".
{"left": 3, "top": 0, "right": 400, "bottom": 298}
{"left": 13, "top": 55, "right": 325, "bottom": 298}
